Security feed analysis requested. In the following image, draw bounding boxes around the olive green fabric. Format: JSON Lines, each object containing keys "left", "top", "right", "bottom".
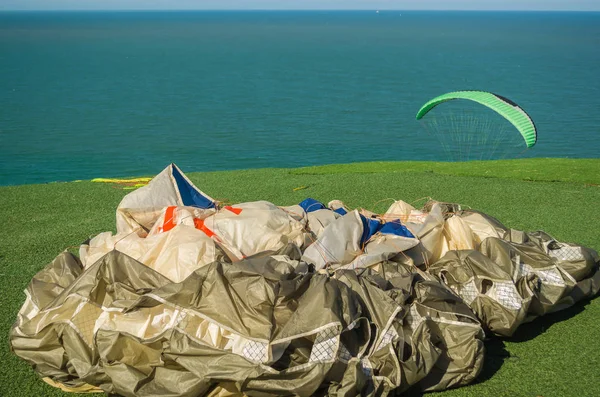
{"left": 11, "top": 249, "right": 486, "bottom": 396}
{"left": 10, "top": 203, "right": 600, "bottom": 395}
{"left": 427, "top": 210, "right": 600, "bottom": 337}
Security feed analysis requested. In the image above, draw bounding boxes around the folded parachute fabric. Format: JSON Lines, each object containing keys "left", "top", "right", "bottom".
{"left": 10, "top": 164, "right": 600, "bottom": 397}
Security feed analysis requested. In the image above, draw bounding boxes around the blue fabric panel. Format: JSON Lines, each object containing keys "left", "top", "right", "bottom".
{"left": 171, "top": 165, "right": 215, "bottom": 209}
{"left": 299, "top": 198, "right": 326, "bottom": 213}
{"left": 359, "top": 214, "right": 382, "bottom": 246}
{"left": 333, "top": 207, "right": 348, "bottom": 216}
{"left": 379, "top": 220, "right": 415, "bottom": 238}
{"left": 359, "top": 214, "right": 370, "bottom": 246}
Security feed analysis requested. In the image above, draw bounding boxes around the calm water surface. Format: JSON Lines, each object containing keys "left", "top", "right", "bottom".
{"left": 1, "top": 11, "right": 599, "bottom": 185}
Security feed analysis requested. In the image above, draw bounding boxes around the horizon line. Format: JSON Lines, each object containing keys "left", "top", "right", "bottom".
{"left": 2, "top": 8, "right": 600, "bottom": 12}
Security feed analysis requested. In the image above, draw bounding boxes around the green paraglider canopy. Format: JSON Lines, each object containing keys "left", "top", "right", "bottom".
{"left": 416, "top": 91, "right": 537, "bottom": 148}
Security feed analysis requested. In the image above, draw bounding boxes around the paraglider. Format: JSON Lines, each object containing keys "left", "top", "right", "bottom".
{"left": 416, "top": 91, "right": 537, "bottom": 160}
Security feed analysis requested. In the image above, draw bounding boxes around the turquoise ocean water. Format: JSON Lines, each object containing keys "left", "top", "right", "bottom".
{"left": 0, "top": 11, "right": 599, "bottom": 186}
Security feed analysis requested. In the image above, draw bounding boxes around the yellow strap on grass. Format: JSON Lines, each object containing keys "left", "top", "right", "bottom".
{"left": 91, "top": 177, "right": 152, "bottom": 183}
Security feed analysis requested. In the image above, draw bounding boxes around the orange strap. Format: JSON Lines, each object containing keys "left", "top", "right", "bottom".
{"left": 193, "top": 218, "right": 215, "bottom": 237}
{"left": 162, "top": 206, "right": 177, "bottom": 232}
{"left": 224, "top": 206, "right": 242, "bottom": 215}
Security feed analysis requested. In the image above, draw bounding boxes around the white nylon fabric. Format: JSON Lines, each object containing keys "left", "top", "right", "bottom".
{"left": 301, "top": 210, "right": 365, "bottom": 270}
{"left": 80, "top": 226, "right": 217, "bottom": 282}
{"left": 116, "top": 164, "right": 215, "bottom": 235}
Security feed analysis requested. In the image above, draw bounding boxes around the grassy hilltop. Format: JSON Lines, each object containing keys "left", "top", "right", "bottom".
{"left": 1, "top": 158, "right": 599, "bottom": 397}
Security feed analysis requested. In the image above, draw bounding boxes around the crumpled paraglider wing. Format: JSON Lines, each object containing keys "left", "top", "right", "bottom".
{"left": 9, "top": 164, "right": 600, "bottom": 397}
{"left": 11, "top": 250, "right": 486, "bottom": 397}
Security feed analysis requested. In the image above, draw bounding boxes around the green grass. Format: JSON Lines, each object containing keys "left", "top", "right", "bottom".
{"left": 1, "top": 158, "right": 599, "bottom": 397}
{"left": 292, "top": 158, "right": 600, "bottom": 186}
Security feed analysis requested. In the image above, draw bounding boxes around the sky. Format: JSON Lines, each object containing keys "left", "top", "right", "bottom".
{"left": 1, "top": 0, "right": 599, "bottom": 11}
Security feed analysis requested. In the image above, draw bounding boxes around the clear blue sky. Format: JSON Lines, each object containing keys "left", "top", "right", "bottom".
{"left": 1, "top": 0, "right": 599, "bottom": 11}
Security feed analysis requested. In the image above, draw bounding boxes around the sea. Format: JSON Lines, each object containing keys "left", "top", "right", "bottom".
{"left": 0, "top": 10, "right": 599, "bottom": 186}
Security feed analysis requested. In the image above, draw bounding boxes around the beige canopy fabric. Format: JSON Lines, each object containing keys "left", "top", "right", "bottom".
{"left": 116, "top": 164, "right": 217, "bottom": 235}
{"left": 10, "top": 164, "right": 600, "bottom": 396}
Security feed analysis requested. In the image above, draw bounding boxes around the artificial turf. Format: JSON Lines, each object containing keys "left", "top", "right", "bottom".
{"left": 1, "top": 158, "right": 599, "bottom": 397}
